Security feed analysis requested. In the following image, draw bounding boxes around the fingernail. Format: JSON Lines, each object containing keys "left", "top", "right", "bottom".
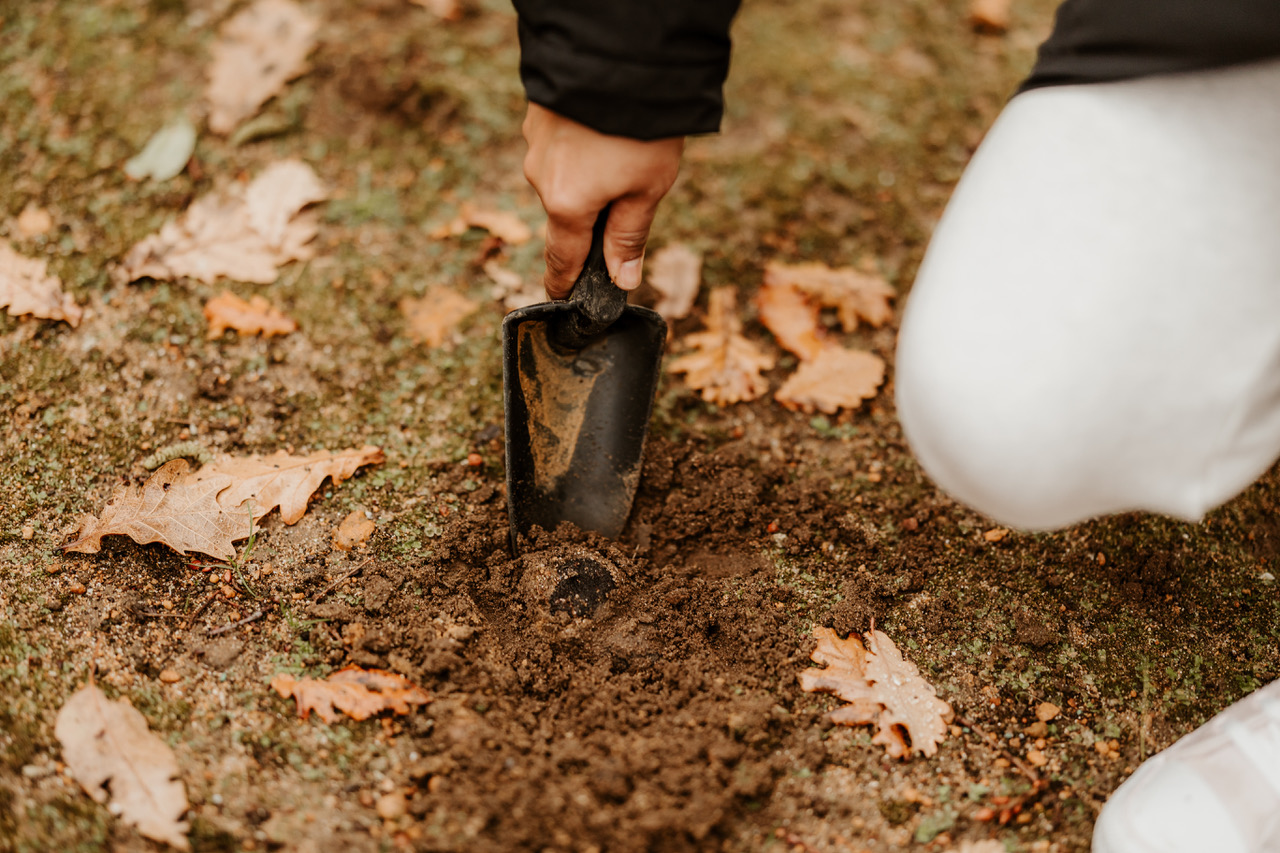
{"left": 619, "top": 258, "right": 642, "bottom": 291}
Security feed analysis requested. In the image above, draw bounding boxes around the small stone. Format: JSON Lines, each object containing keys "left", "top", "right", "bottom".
{"left": 1036, "top": 702, "right": 1061, "bottom": 722}
{"left": 333, "top": 510, "right": 375, "bottom": 551}
{"left": 159, "top": 669, "right": 181, "bottom": 684}
{"left": 1026, "top": 749, "right": 1048, "bottom": 767}
{"left": 68, "top": 582, "right": 86, "bottom": 595}
{"left": 16, "top": 204, "right": 53, "bottom": 238}
{"left": 21, "top": 524, "right": 35, "bottom": 540}
{"left": 466, "top": 452, "right": 483, "bottom": 467}
{"left": 1023, "top": 721, "right": 1049, "bottom": 739}
{"left": 983, "top": 527, "right": 1009, "bottom": 543}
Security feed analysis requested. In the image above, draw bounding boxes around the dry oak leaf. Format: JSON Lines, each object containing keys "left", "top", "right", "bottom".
{"left": 756, "top": 282, "right": 825, "bottom": 361}
{"left": 401, "top": 286, "right": 479, "bottom": 347}
{"left": 196, "top": 445, "right": 385, "bottom": 525}
{"left": 800, "top": 626, "right": 953, "bottom": 759}
{"left": 63, "top": 460, "right": 246, "bottom": 561}
{"left": 0, "top": 242, "right": 83, "bottom": 327}
{"left": 648, "top": 243, "right": 702, "bottom": 321}
{"left": 204, "top": 291, "right": 298, "bottom": 339}
{"left": 775, "top": 345, "right": 885, "bottom": 414}
{"left": 432, "top": 204, "right": 532, "bottom": 245}
{"left": 206, "top": 0, "right": 319, "bottom": 135}
{"left": 668, "top": 287, "right": 774, "bottom": 405}
{"left": 119, "top": 160, "right": 324, "bottom": 285}
{"left": 56, "top": 682, "right": 191, "bottom": 850}
{"left": 271, "top": 667, "right": 432, "bottom": 724}
{"left": 764, "top": 261, "right": 895, "bottom": 332}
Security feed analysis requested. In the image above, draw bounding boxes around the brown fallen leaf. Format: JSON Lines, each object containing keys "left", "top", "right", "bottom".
{"left": 271, "top": 667, "right": 432, "bottom": 724}
{"left": 333, "top": 509, "right": 375, "bottom": 551}
{"left": 764, "top": 261, "right": 895, "bottom": 332}
{"left": 204, "top": 291, "right": 298, "bottom": 339}
{"left": 969, "top": 0, "right": 1010, "bottom": 32}
{"left": 775, "top": 345, "right": 885, "bottom": 414}
{"left": 756, "top": 282, "right": 825, "bottom": 361}
{"left": 16, "top": 203, "right": 53, "bottom": 238}
{"left": 401, "top": 286, "right": 479, "bottom": 347}
{"left": 431, "top": 204, "right": 532, "bottom": 245}
{"left": 1, "top": 242, "right": 83, "bottom": 327}
{"left": 195, "top": 446, "right": 385, "bottom": 525}
{"left": 648, "top": 243, "right": 702, "bottom": 321}
{"left": 56, "top": 682, "right": 191, "bottom": 850}
{"left": 409, "top": 0, "right": 461, "bottom": 21}
{"left": 207, "top": 0, "right": 320, "bottom": 135}
{"left": 118, "top": 160, "right": 324, "bottom": 285}
{"left": 63, "top": 460, "right": 247, "bottom": 561}
{"left": 799, "top": 626, "right": 953, "bottom": 759}
{"left": 668, "top": 287, "right": 774, "bottom": 405}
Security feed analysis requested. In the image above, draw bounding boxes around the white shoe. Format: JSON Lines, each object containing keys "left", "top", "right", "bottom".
{"left": 1093, "top": 678, "right": 1280, "bottom": 852}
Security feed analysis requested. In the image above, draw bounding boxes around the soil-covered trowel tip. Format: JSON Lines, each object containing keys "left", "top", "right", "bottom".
{"left": 519, "top": 547, "right": 623, "bottom": 619}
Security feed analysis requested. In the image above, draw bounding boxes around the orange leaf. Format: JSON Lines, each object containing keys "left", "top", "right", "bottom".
{"left": 668, "top": 287, "right": 774, "bottom": 405}
{"left": 0, "top": 242, "right": 82, "bottom": 327}
{"left": 764, "top": 261, "right": 895, "bottom": 332}
{"left": 271, "top": 667, "right": 432, "bottom": 724}
{"left": 401, "top": 286, "right": 479, "bottom": 347}
{"left": 799, "top": 626, "right": 952, "bottom": 759}
{"left": 203, "top": 291, "right": 298, "bottom": 339}
{"left": 432, "top": 204, "right": 532, "bottom": 245}
{"left": 756, "top": 282, "right": 825, "bottom": 361}
{"left": 775, "top": 345, "right": 884, "bottom": 414}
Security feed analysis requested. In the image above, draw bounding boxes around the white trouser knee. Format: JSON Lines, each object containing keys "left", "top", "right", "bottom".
{"left": 896, "top": 60, "right": 1280, "bottom": 529}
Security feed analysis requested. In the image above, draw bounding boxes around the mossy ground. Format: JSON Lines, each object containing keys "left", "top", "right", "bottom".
{"left": 4, "top": 1, "right": 1279, "bottom": 851}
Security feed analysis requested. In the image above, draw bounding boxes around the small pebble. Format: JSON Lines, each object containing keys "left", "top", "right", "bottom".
{"left": 68, "top": 582, "right": 86, "bottom": 595}
{"left": 159, "top": 669, "right": 181, "bottom": 684}
{"left": 1026, "top": 749, "right": 1048, "bottom": 767}
{"left": 466, "top": 452, "right": 483, "bottom": 467}
{"left": 21, "top": 524, "right": 34, "bottom": 540}
{"left": 375, "top": 792, "right": 406, "bottom": 820}
{"left": 1035, "top": 701, "right": 1061, "bottom": 722}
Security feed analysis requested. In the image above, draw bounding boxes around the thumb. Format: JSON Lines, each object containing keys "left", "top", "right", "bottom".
{"left": 602, "top": 196, "right": 659, "bottom": 292}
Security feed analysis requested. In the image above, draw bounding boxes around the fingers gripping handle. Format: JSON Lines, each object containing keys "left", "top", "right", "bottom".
{"left": 550, "top": 210, "right": 628, "bottom": 350}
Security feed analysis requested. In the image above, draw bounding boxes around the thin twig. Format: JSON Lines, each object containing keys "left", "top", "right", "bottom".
{"left": 184, "top": 592, "right": 218, "bottom": 630}
{"left": 206, "top": 609, "right": 266, "bottom": 637}
{"left": 313, "top": 558, "right": 371, "bottom": 603}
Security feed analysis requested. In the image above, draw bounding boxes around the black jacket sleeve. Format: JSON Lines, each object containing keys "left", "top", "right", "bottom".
{"left": 1021, "top": 0, "right": 1280, "bottom": 92}
{"left": 513, "top": 0, "right": 742, "bottom": 140}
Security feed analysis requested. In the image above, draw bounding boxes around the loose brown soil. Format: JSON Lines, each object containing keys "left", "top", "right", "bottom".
{"left": 5, "top": 1, "right": 1280, "bottom": 852}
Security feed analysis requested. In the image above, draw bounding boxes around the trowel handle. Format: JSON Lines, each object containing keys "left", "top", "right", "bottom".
{"left": 552, "top": 209, "right": 628, "bottom": 349}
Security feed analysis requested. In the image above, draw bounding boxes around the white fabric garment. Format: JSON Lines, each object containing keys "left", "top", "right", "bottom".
{"left": 896, "top": 58, "right": 1280, "bottom": 530}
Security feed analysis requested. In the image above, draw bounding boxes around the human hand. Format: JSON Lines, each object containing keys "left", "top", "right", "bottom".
{"left": 522, "top": 102, "right": 685, "bottom": 300}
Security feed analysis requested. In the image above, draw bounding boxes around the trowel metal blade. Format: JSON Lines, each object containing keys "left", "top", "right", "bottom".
{"left": 502, "top": 303, "right": 666, "bottom": 551}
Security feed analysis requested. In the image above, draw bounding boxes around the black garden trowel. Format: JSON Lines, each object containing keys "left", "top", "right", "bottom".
{"left": 502, "top": 213, "right": 667, "bottom": 553}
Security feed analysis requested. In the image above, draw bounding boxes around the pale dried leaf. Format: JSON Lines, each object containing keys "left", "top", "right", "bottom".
{"left": 969, "top": 0, "right": 1010, "bottom": 32}
{"left": 271, "top": 667, "right": 431, "bottom": 724}
{"left": 668, "top": 287, "right": 774, "bottom": 405}
{"left": 118, "top": 160, "right": 324, "bottom": 285}
{"left": 433, "top": 205, "right": 532, "bottom": 245}
{"left": 409, "top": 0, "right": 461, "bottom": 21}
{"left": 775, "top": 346, "right": 885, "bottom": 414}
{"left": 482, "top": 259, "right": 524, "bottom": 296}
{"left": 862, "top": 629, "right": 954, "bottom": 758}
{"left": 204, "top": 291, "right": 298, "bottom": 339}
{"left": 207, "top": 0, "right": 319, "bottom": 135}
{"left": 56, "top": 683, "right": 190, "bottom": 850}
{"left": 648, "top": 243, "right": 702, "bottom": 321}
{"left": 764, "top": 261, "right": 895, "bottom": 331}
{"left": 0, "top": 242, "right": 82, "bottom": 327}
{"left": 63, "top": 460, "right": 246, "bottom": 561}
{"left": 245, "top": 159, "right": 327, "bottom": 248}
{"left": 756, "top": 282, "right": 824, "bottom": 361}
{"left": 401, "top": 287, "right": 479, "bottom": 347}
{"left": 124, "top": 118, "right": 197, "bottom": 182}
{"left": 799, "top": 626, "right": 952, "bottom": 759}
{"left": 195, "top": 445, "right": 386, "bottom": 525}
{"left": 16, "top": 203, "right": 53, "bottom": 238}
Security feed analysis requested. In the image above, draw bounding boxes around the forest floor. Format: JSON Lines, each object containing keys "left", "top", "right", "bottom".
{"left": 4, "top": 0, "right": 1280, "bottom": 851}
